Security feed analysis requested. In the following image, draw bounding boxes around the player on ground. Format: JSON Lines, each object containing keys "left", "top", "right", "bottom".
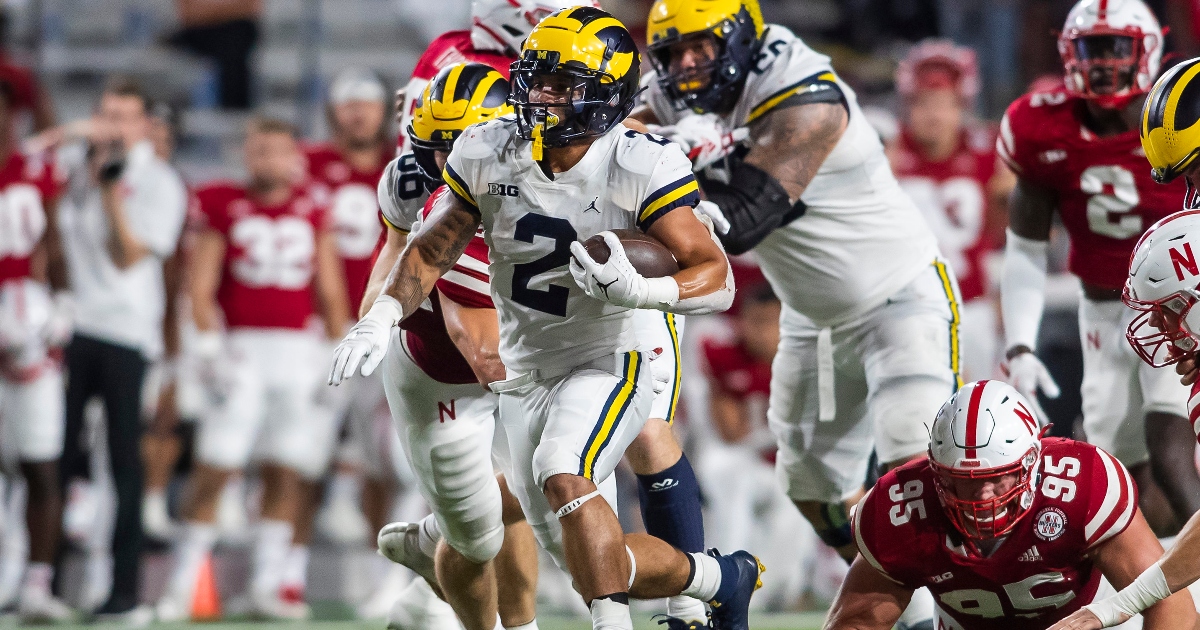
{"left": 824, "top": 379, "right": 1197, "bottom": 630}
{"left": 631, "top": 0, "right": 959, "bottom": 563}
{"left": 386, "top": 4, "right": 716, "bottom": 623}
{"left": 0, "top": 79, "right": 72, "bottom": 623}
{"left": 156, "top": 118, "right": 350, "bottom": 621}
{"left": 996, "top": 0, "right": 1200, "bottom": 532}
{"left": 890, "top": 39, "right": 1012, "bottom": 382}
{"left": 331, "top": 10, "right": 762, "bottom": 630}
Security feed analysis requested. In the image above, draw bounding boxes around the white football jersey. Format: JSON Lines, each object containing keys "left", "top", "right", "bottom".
{"left": 444, "top": 117, "right": 700, "bottom": 373}
{"left": 377, "top": 152, "right": 432, "bottom": 233}
{"left": 642, "top": 25, "right": 940, "bottom": 328}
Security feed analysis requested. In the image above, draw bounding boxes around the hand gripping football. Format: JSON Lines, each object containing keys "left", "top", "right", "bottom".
{"left": 579, "top": 229, "right": 679, "bottom": 278}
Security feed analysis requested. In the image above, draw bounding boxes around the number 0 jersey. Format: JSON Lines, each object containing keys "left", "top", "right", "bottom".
{"left": 443, "top": 118, "right": 700, "bottom": 373}
{"left": 852, "top": 438, "right": 1136, "bottom": 630}
{"left": 998, "top": 91, "right": 1185, "bottom": 290}
{"left": 640, "top": 24, "right": 940, "bottom": 328}
{"left": 193, "top": 183, "right": 327, "bottom": 330}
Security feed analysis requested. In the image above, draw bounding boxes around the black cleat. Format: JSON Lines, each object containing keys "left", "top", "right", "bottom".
{"left": 705, "top": 549, "right": 764, "bottom": 630}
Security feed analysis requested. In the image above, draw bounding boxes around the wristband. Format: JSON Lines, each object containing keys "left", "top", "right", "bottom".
{"left": 640, "top": 276, "right": 680, "bottom": 309}
{"left": 1084, "top": 562, "right": 1171, "bottom": 625}
{"left": 1005, "top": 345, "right": 1034, "bottom": 361}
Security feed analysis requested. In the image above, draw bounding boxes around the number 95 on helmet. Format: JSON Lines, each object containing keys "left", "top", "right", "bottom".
{"left": 508, "top": 7, "right": 641, "bottom": 159}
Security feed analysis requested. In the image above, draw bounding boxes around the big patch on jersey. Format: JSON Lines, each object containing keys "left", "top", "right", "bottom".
{"left": 579, "top": 229, "right": 679, "bottom": 278}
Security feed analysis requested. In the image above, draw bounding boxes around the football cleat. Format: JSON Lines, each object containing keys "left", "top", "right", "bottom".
{"left": 656, "top": 614, "right": 711, "bottom": 629}
{"left": 377, "top": 521, "right": 438, "bottom": 586}
{"left": 705, "top": 549, "right": 763, "bottom": 630}
{"left": 386, "top": 579, "right": 461, "bottom": 630}
{"left": 18, "top": 588, "right": 77, "bottom": 624}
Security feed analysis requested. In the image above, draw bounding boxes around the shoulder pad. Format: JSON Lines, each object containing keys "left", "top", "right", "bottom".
{"left": 613, "top": 127, "right": 677, "bottom": 176}
{"left": 454, "top": 117, "right": 515, "bottom": 161}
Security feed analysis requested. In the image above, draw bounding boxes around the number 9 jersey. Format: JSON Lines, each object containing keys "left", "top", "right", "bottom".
{"left": 997, "top": 89, "right": 1185, "bottom": 290}
{"left": 850, "top": 438, "right": 1136, "bottom": 630}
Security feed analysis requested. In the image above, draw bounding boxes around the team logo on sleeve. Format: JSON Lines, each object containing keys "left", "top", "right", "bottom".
{"left": 1034, "top": 507, "right": 1067, "bottom": 541}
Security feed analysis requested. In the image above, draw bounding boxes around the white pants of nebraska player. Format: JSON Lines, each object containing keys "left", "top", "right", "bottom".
{"left": 0, "top": 367, "right": 65, "bottom": 468}
{"left": 196, "top": 328, "right": 339, "bottom": 480}
{"left": 771, "top": 260, "right": 962, "bottom": 504}
{"left": 497, "top": 349, "right": 656, "bottom": 567}
{"left": 380, "top": 329, "right": 505, "bottom": 564}
{"left": 1079, "top": 298, "right": 1189, "bottom": 467}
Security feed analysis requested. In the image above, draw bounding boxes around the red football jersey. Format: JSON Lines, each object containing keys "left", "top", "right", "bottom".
{"left": 1187, "top": 381, "right": 1200, "bottom": 445}
{"left": 997, "top": 91, "right": 1186, "bottom": 290}
{"left": 400, "top": 186, "right": 494, "bottom": 385}
{"left": 0, "top": 151, "right": 60, "bottom": 283}
{"left": 893, "top": 126, "right": 998, "bottom": 302}
{"left": 852, "top": 438, "right": 1137, "bottom": 630}
{"left": 397, "top": 30, "right": 515, "bottom": 153}
{"left": 303, "top": 143, "right": 390, "bottom": 310}
{"left": 194, "top": 182, "right": 327, "bottom": 330}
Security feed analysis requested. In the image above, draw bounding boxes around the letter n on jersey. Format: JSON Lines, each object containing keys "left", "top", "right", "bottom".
{"left": 438, "top": 400, "right": 457, "bottom": 423}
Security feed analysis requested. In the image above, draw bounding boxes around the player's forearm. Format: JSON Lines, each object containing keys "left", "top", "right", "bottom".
{"left": 380, "top": 208, "right": 478, "bottom": 321}
{"left": 361, "top": 227, "right": 408, "bottom": 318}
{"left": 101, "top": 184, "right": 151, "bottom": 268}
{"left": 315, "top": 234, "right": 352, "bottom": 339}
{"left": 1139, "top": 588, "right": 1198, "bottom": 630}
{"left": 439, "top": 293, "right": 505, "bottom": 387}
{"left": 1001, "top": 228, "right": 1049, "bottom": 351}
{"left": 1161, "top": 509, "right": 1200, "bottom": 593}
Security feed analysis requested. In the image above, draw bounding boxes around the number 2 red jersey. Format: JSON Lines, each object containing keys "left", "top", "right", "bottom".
{"left": 852, "top": 438, "right": 1137, "bottom": 630}
{"left": 303, "top": 143, "right": 389, "bottom": 309}
{"left": 893, "top": 126, "right": 998, "bottom": 302}
{"left": 193, "top": 182, "right": 328, "bottom": 330}
{"left": 997, "top": 91, "right": 1185, "bottom": 290}
{"left": 0, "top": 151, "right": 59, "bottom": 283}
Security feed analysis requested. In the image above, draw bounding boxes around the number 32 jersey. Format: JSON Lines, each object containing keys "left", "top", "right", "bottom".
{"left": 998, "top": 91, "right": 1185, "bottom": 290}
{"left": 852, "top": 438, "right": 1136, "bottom": 630}
{"left": 443, "top": 118, "right": 700, "bottom": 374}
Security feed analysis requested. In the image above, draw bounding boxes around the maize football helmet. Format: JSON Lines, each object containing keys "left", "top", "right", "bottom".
{"left": 928, "top": 380, "right": 1043, "bottom": 543}
{"left": 646, "top": 0, "right": 764, "bottom": 114}
{"left": 1124, "top": 210, "right": 1200, "bottom": 366}
{"left": 470, "top": 0, "right": 599, "bottom": 57}
{"left": 508, "top": 7, "right": 640, "bottom": 158}
{"left": 1058, "top": 0, "right": 1163, "bottom": 109}
{"left": 1141, "top": 57, "right": 1200, "bottom": 203}
{"left": 407, "top": 62, "right": 512, "bottom": 184}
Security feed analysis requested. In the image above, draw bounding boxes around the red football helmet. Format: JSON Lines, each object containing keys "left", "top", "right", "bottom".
{"left": 896, "top": 38, "right": 979, "bottom": 105}
{"left": 928, "top": 380, "right": 1043, "bottom": 542}
{"left": 1058, "top": 0, "right": 1163, "bottom": 109}
{"left": 1124, "top": 210, "right": 1200, "bottom": 366}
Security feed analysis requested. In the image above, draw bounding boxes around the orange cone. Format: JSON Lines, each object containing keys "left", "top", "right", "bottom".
{"left": 190, "top": 553, "right": 222, "bottom": 621}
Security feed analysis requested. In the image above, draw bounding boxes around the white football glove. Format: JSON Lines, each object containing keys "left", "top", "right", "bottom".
{"left": 192, "top": 330, "right": 232, "bottom": 399}
{"left": 569, "top": 232, "right": 678, "bottom": 310}
{"left": 43, "top": 292, "right": 74, "bottom": 348}
{"left": 1002, "top": 350, "right": 1061, "bottom": 403}
{"left": 694, "top": 200, "right": 730, "bottom": 235}
{"left": 656, "top": 114, "right": 750, "bottom": 171}
{"left": 328, "top": 296, "right": 403, "bottom": 385}
{"left": 645, "top": 347, "right": 674, "bottom": 395}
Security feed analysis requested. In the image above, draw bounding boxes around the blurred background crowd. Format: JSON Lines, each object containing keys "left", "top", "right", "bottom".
{"left": 2, "top": 0, "right": 1198, "bottom": 621}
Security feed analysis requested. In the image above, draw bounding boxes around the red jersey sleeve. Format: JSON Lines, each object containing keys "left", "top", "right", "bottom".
{"left": 850, "top": 464, "right": 936, "bottom": 587}
{"left": 1080, "top": 443, "right": 1138, "bottom": 551}
{"left": 996, "top": 92, "right": 1061, "bottom": 189}
{"left": 193, "top": 184, "right": 237, "bottom": 234}
{"left": 422, "top": 188, "right": 493, "bottom": 308}
{"left": 1188, "top": 380, "right": 1200, "bottom": 445}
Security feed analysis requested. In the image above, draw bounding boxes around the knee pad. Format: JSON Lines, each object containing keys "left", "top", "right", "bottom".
{"left": 429, "top": 434, "right": 505, "bottom": 564}
{"left": 871, "top": 376, "right": 952, "bottom": 463}
{"left": 812, "top": 502, "right": 853, "bottom": 549}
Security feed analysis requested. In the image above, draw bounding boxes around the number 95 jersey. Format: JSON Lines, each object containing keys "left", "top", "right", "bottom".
{"left": 443, "top": 118, "right": 700, "bottom": 374}
{"left": 851, "top": 438, "right": 1136, "bottom": 630}
{"left": 997, "top": 90, "right": 1186, "bottom": 290}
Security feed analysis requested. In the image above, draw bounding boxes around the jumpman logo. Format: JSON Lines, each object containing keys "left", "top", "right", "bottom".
{"left": 595, "top": 276, "right": 618, "bottom": 299}
{"left": 584, "top": 198, "right": 600, "bottom": 213}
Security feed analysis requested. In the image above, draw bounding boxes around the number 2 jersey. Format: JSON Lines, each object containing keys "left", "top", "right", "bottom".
{"left": 640, "top": 24, "right": 939, "bottom": 328}
{"left": 851, "top": 438, "right": 1137, "bottom": 630}
{"left": 997, "top": 91, "right": 1185, "bottom": 290}
{"left": 443, "top": 118, "right": 700, "bottom": 374}
{"left": 192, "top": 183, "right": 327, "bottom": 330}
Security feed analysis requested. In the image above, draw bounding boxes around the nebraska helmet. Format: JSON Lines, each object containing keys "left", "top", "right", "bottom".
{"left": 470, "top": 0, "right": 599, "bottom": 57}
{"left": 1124, "top": 210, "right": 1200, "bottom": 366}
{"left": 896, "top": 38, "right": 980, "bottom": 105}
{"left": 1058, "top": 0, "right": 1164, "bottom": 108}
{"left": 929, "top": 380, "right": 1043, "bottom": 541}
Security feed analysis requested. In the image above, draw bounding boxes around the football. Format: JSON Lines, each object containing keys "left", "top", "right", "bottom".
{"left": 579, "top": 229, "right": 680, "bottom": 278}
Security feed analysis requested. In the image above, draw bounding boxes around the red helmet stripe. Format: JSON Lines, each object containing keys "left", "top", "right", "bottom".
{"left": 1097, "top": 0, "right": 1109, "bottom": 21}
{"left": 965, "top": 380, "right": 987, "bottom": 458}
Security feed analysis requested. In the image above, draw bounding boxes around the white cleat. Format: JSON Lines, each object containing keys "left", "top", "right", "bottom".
{"left": 386, "top": 580, "right": 461, "bottom": 630}
{"left": 249, "top": 589, "right": 311, "bottom": 621}
{"left": 18, "top": 589, "right": 77, "bottom": 624}
{"left": 378, "top": 522, "right": 438, "bottom": 585}
{"left": 154, "top": 591, "right": 191, "bottom": 623}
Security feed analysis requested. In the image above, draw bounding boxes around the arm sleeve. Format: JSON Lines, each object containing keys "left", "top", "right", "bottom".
{"left": 128, "top": 165, "right": 187, "bottom": 257}
{"left": 698, "top": 160, "right": 806, "bottom": 256}
{"left": 636, "top": 143, "right": 701, "bottom": 232}
{"left": 1084, "top": 447, "right": 1139, "bottom": 551}
{"left": 1000, "top": 228, "right": 1049, "bottom": 349}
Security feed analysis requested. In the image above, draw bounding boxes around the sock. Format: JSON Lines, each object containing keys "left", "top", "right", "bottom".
{"left": 417, "top": 514, "right": 441, "bottom": 558}
{"left": 282, "top": 545, "right": 309, "bottom": 589}
{"left": 588, "top": 593, "right": 632, "bottom": 630}
{"left": 22, "top": 562, "right": 52, "bottom": 596}
{"left": 167, "top": 522, "right": 218, "bottom": 600}
{"left": 636, "top": 454, "right": 704, "bottom": 553}
{"left": 506, "top": 620, "right": 539, "bottom": 630}
{"left": 680, "top": 553, "right": 723, "bottom": 602}
{"left": 251, "top": 519, "right": 293, "bottom": 598}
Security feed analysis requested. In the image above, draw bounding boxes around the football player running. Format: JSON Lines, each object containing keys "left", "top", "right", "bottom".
{"left": 1048, "top": 60, "right": 1200, "bottom": 629}
{"left": 890, "top": 39, "right": 1013, "bottom": 382}
{"left": 631, "top": 0, "right": 960, "bottom": 563}
{"left": 332, "top": 10, "right": 764, "bottom": 630}
{"left": 824, "top": 380, "right": 1197, "bottom": 630}
{"left": 384, "top": 4, "right": 717, "bottom": 624}
{"left": 156, "top": 118, "right": 350, "bottom": 621}
{"left": 0, "top": 80, "right": 72, "bottom": 623}
{"left": 996, "top": 0, "right": 1200, "bottom": 532}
